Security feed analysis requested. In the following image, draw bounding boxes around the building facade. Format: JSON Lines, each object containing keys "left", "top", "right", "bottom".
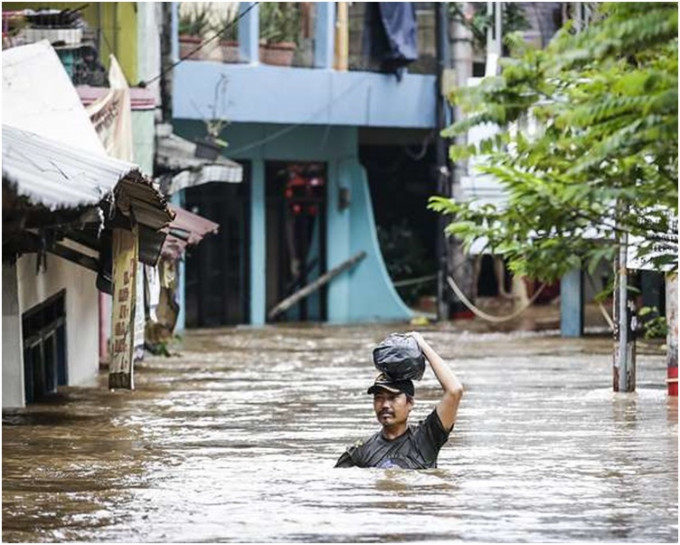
{"left": 171, "top": 2, "right": 443, "bottom": 326}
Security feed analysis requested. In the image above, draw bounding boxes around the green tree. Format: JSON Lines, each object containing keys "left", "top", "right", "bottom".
{"left": 429, "top": 3, "right": 678, "bottom": 284}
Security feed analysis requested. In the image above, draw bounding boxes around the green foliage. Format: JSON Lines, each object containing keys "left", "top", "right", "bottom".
{"left": 260, "top": 2, "right": 301, "bottom": 45}
{"left": 638, "top": 306, "right": 669, "bottom": 339}
{"left": 448, "top": 3, "right": 530, "bottom": 52}
{"left": 213, "top": 13, "right": 238, "bottom": 42}
{"left": 179, "top": 6, "right": 211, "bottom": 37}
{"left": 431, "top": 3, "right": 678, "bottom": 283}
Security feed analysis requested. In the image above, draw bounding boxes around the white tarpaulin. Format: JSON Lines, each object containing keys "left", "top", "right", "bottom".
{"left": 86, "top": 55, "right": 134, "bottom": 161}
{"left": 2, "top": 40, "right": 106, "bottom": 155}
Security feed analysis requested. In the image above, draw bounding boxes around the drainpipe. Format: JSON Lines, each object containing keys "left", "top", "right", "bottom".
{"left": 434, "top": 2, "right": 450, "bottom": 321}
{"left": 160, "top": 3, "right": 174, "bottom": 123}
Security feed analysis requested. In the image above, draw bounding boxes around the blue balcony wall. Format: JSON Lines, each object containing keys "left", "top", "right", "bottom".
{"left": 173, "top": 61, "right": 436, "bottom": 129}
{"left": 173, "top": 120, "right": 413, "bottom": 324}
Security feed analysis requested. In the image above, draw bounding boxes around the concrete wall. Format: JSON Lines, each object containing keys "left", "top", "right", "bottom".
{"left": 132, "top": 110, "right": 156, "bottom": 175}
{"left": 345, "top": 159, "right": 414, "bottom": 322}
{"left": 17, "top": 253, "right": 100, "bottom": 388}
{"left": 3, "top": 261, "right": 25, "bottom": 408}
{"left": 136, "top": 2, "right": 162, "bottom": 107}
{"left": 173, "top": 62, "right": 436, "bottom": 129}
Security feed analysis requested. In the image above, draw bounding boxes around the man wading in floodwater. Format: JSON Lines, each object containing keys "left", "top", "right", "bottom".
{"left": 335, "top": 332, "right": 463, "bottom": 469}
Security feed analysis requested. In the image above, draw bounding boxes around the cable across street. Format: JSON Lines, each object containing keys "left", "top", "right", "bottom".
{"left": 142, "top": 2, "right": 260, "bottom": 87}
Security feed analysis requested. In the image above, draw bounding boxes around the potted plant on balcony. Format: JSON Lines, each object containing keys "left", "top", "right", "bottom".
{"left": 194, "top": 75, "right": 230, "bottom": 160}
{"left": 214, "top": 12, "right": 239, "bottom": 64}
{"left": 178, "top": 4, "right": 214, "bottom": 60}
{"left": 195, "top": 118, "right": 229, "bottom": 160}
{"left": 259, "top": 2, "right": 300, "bottom": 66}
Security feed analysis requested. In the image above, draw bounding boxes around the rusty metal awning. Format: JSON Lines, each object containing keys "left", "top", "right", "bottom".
{"left": 155, "top": 123, "right": 243, "bottom": 195}
{"left": 161, "top": 205, "right": 219, "bottom": 260}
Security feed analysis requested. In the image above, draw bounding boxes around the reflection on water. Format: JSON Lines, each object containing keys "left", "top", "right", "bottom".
{"left": 3, "top": 325, "right": 677, "bottom": 542}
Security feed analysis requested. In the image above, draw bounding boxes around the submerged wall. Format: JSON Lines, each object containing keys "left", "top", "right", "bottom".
{"left": 17, "top": 253, "right": 100, "bottom": 388}
{"left": 3, "top": 262, "right": 24, "bottom": 408}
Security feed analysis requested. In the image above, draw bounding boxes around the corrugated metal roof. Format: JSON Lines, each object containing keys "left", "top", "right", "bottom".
{"left": 2, "top": 124, "right": 137, "bottom": 210}
{"left": 155, "top": 123, "right": 243, "bottom": 193}
{"left": 161, "top": 205, "right": 219, "bottom": 260}
{"left": 168, "top": 205, "right": 219, "bottom": 244}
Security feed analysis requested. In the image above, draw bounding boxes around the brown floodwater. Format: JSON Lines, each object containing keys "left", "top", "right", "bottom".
{"left": 2, "top": 324, "right": 677, "bottom": 542}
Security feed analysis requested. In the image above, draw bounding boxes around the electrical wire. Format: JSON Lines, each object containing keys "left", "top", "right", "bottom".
{"left": 142, "top": 2, "right": 260, "bottom": 87}
{"left": 226, "top": 74, "right": 372, "bottom": 155}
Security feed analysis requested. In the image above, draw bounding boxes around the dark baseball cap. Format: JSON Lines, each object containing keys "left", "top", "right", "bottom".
{"left": 367, "top": 373, "right": 415, "bottom": 397}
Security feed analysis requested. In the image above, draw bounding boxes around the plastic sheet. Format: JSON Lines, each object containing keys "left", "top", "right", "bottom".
{"left": 372, "top": 333, "right": 425, "bottom": 381}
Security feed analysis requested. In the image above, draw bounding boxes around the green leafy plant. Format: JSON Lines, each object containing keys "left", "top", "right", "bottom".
{"left": 430, "top": 2, "right": 678, "bottom": 284}
{"left": 203, "top": 75, "right": 230, "bottom": 148}
{"left": 260, "top": 2, "right": 300, "bottom": 45}
{"left": 213, "top": 12, "right": 238, "bottom": 42}
{"left": 448, "top": 2, "right": 530, "bottom": 52}
{"left": 179, "top": 6, "right": 211, "bottom": 37}
{"left": 638, "top": 306, "right": 669, "bottom": 339}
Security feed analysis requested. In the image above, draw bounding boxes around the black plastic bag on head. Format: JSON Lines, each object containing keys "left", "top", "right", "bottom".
{"left": 372, "top": 333, "right": 425, "bottom": 381}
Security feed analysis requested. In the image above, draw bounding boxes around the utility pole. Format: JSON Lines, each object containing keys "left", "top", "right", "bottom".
{"left": 434, "top": 2, "right": 451, "bottom": 321}
{"left": 159, "top": 2, "right": 174, "bottom": 123}
{"left": 613, "top": 229, "right": 636, "bottom": 392}
{"left": 447, "top": 3, "right": 476, "bottom": 317}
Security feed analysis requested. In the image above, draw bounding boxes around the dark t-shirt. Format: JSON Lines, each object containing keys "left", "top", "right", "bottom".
{"left": 334, "top": 408, "right": 452, "bottom": 469}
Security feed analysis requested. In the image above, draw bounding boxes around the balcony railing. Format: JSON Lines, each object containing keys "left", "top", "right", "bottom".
{"left": 175, "top": 2, "right": 437, "bottom": 75}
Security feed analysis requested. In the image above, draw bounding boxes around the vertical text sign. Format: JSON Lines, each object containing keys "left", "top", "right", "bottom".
{"left": 109, "top": 226, "right": 138, "bottom": 389}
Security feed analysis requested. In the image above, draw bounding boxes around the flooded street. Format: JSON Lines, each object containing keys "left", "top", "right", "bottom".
{"left": 3, "top": 324, "right": 677, "bottom": 542}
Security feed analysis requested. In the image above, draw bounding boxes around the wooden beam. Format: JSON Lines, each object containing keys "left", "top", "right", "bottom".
{"left": 268, "top": 251, "right": 366, "bottom": 320}
{"left": 49, "top": 243, "right": 100, "bottom": 273}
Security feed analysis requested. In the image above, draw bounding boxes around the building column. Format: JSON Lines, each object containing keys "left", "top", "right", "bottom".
{"left": 314, "top": 2, "right": 335, "bottom": 68}
{"left": 170, "top": 2, "right": 179, "bottom": 62}
{"left": 239, "top": 2, "right": 260, "bottom": 64}
{"left": 2, "top": 261, "right": 25, "bottom": 408}
{"left": 560, "top": 267, "right": 584, "bottom": 337}
{"left": 250, "top": 159, "right": 266, "bottom": 325}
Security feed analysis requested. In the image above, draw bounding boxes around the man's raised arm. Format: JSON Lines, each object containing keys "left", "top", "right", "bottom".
{"left": 410, "top": 332, "right": 463, "bottom": 431}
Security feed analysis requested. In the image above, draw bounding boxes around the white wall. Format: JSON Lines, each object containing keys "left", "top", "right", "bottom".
{"left": 17, "top": 253, "right": 100, "bottom": 388}
{"left": 3, "top": 261, "right": 25, "bottom": 408}
{"left": 136, "top": 3, "right": 162, "bottom": 111}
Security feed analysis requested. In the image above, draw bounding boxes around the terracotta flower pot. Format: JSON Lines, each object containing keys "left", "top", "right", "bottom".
{"left": 180, "top": 35, "right": 221, "bottom": 61}
{"left": 260, "top": 42, "right": 296, "bottom": 66}
{"left": 220, "top": 40, "right": 240, "bottom": 64}
{"left": 179, "top": 35, "right": 203, "bottom": 60}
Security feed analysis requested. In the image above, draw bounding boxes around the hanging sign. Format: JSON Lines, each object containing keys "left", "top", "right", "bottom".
{"left": 109, "top": 225, "right": 138, "bottom": 389}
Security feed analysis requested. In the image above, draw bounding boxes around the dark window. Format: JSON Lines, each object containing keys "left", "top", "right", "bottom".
{"left": 22, "top": 290, "right": 67, "bottom": 403}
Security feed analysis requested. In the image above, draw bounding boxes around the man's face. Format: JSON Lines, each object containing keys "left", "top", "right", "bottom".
{"left": 373, "top": 390, "right": 413, "bottom": 428}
